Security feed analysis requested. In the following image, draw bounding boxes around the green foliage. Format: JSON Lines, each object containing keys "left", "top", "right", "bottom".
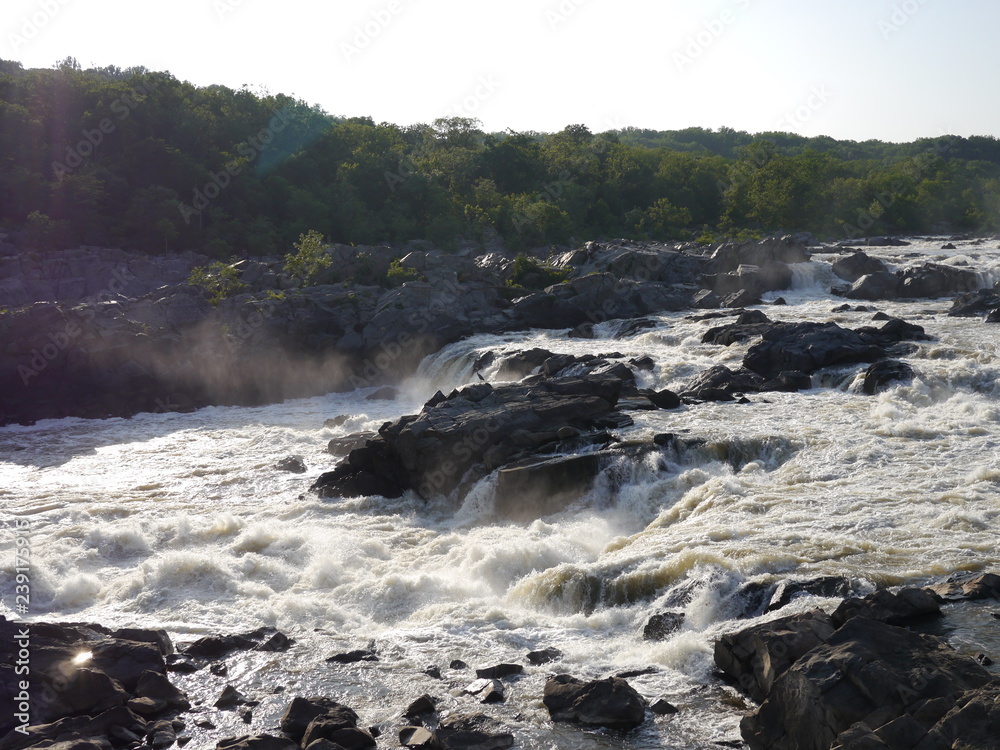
{"left": 186, "top": 261, "right": 247, "bottom": 306}
{"left": 1, "top": 60, "right": 999, "bottom": 252}
{"left": 385, "top": 258, "right": 424, "bottom": 287}
{"left": 283, "top": 230, "right": 331, "bottom": 286}
{"left": 506, "top": 253, "right": 569, "bottom": 290}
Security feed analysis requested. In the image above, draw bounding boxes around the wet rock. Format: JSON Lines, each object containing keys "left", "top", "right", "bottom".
{"left": 399, "top": 726, "right": 437, "bottom": 748}
{"left": 693, "top": 289, "right": 722, "bottom": 309}
{"left": 423, "top": 665, "right": 442, "bottom": 679}
{"left": 832, "top": 251, "right": 889, "bottom": 283}
{"left": 831, "top": 588, "right": 942, "bottom": 627}
{"left": 215, "top": 736, "right": 298, "bottom": 750}
{"left": 987, "top": 308, "right": 1000, "bottom": 323}
{"left": 493, "top": 453, "right": 603, "bottom": 521}
{"left": 741, "top": 617, "right": 995, "bottom": 750}
{"left": 650, "top": 698, "right": 679, "bottom": 715}
{"left": 128, "top": 696, "right": 168, "bottom": 716}
{"left": 303, "top": 724, "right": 375, "bottom": 749}
{"left": 475, "top": 663, "right": 523, "bottom": 679}
{"left": 280, "top": 696, "right": 359, "bottom": 743}
{"left": 59, "top": 667, "right": 130, "bottom": 716}
{"left": 435, "top": 713, "right": 514, "bottom": 750}
{"left": 136, "top": 670, "right": 190, "bottom": 709}
{"left": 543, "top": 674, "right": 646, "bottom": 731}
{"left": 949, "top": 288, "right": 1000, "bottom": 317}
{"left": 721, "top": 289, "right": 763, "bottom": 308}
{"left": 615, "top": 317, "right": 659, "bottom": 337}
{"left": 165, "top": 654, "right": 201, "bottom": 673}
{"left": 183, "top": 627, "right": 291, "bottom": 659}
{"left": 0, "top": 706, "right": 147, "bottom": 750}
{"left": 568, "top": 322, "right": 594, "bottom": 339}
{"left": 898, "top": 262, "right": 979, "bottom": 298}
{"left": 924, "top": 571, "right": 1000, "bottom": 601}
{"left": 465, "top": 678, "right": 505, "bottom": 703}
{"left": 214, "top": 684, "right": 257, "bottom": 709}
{"left": 526, "top": 647, "right": 562, "bottom": 665}
{"left": 861, "top": 359, "right": 915, "bottom": 394}
{"left": 772, "top": 297, "right": 787, "bottom": 305}
{"left": 365, "top": 386, "right": 398, "bottom": 400}
{"left": 743, "top": 322, "right": 885, "bottom": 379}
{"left": 681, "top": 365, "right": 765, "bottom": 401}
{"left": 977, "top": 653, "right": 994, "bottom": 667}
{"left": 450, "top": 659, "right": 468, "bottom": 670}
{"left": 630, "top": 355, "right": 655, "bottom": 371}
{"left": 714, "top": 611, "right": 837, "bottom": 703}
{"left": 327, "top": 431, "right": 375, "bottom": 458}
{"left": 210, "top": 662, "right": 228, "bottom": 676}
{"left": 647, "top": 389, "right": 681, "bottom": 409}
{"left": 404, "top": 694, "right": 438, "bottom": 721}
{"left": 313, "top": 375, "right": 626, "bottom": 501}
{"left": 764, "top": 576, "right": 859, "bottom": 613}
{"left": 324, "top": 415, "right": 350, "bottom": 428}
{"left": 643, "top": 611, "right": 686, "bottom": 641}
{"left": 148, "top": 719, "right": 177, "bottom": 749}
{"left": 845, "top": 271, "right": 900, "bottom": 301}
{"left": 326, "top": 649, "right": 378, "bottom": 664}
{"left": 276, "top": 455, "right": 307, "bottom": 473}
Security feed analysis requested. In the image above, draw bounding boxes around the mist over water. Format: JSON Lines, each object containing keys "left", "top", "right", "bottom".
{"left": 2, "top": 239, "right": 999, "bottom": 748}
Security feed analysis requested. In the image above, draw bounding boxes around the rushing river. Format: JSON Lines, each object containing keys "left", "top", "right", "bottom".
{"left": 2, "top": 238, "right": 1000, "bottom": 748}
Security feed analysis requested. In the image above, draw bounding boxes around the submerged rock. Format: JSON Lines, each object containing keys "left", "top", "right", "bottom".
{"left": 861, "top": 359, "right": 915, "bottom": 394}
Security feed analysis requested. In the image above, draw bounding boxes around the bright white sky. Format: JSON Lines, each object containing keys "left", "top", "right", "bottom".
{"left": 4, "top": 0, "right": 998, "bottom": 142}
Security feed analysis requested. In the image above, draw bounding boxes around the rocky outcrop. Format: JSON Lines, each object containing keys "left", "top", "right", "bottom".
{"left": 741, "top": 617, "right": 995, "bottom": 750}
{"left": 543, "top": 675, "right": 646, "bottom": 731}
{"left": 898, "top": 262, "right": 980, "bottom": 298}
{"left": 742, "top": 322, "right": 886, "bottom": 379}
{"left": 844, "top": 271, "right": 901, "bottom": 301}
{"left": 832, "top": 251, "right": 889, "bottom": 283}
{"left": 311, "top": 374, "right": 629, "bottom": 501}
{"left": 0, "top": 617, "right": 186, "bottom": 750}
{"left": 948, "top": 288, "right": 1000, "bottom": 318}
{"left": 716, "top": 575, "right": 1000, "bottom": 750}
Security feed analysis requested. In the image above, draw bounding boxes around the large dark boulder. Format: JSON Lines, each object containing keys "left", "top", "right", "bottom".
{"left": 313, "top": 375, "right": 629, "bottom": 501}
{"left": 711, "top": 236, "right": 811, "bottom": 271}
{"left": 832, "top": 251, "right": 889, "bottom": 283}
{"left": 743, "top": 322, "right": 886, "bottom": 379}
{"left": 845, "top": 272, "right": 901, "bottom": 301}
{"left": 831, "top": 588, "right": 941, "bottom": 627}
{"left": 216, "top": 737, "right": 298, "bottom": 750}
{"left": 861, "top": 360, "right": 915, "bottom": 394}
{"left": 280, "top": 696, "right": 358, "bottom": 743}
{"left": 543, "top": 675, "right": 646, "bottom": 731}
{"left": 492, "top": 453, "right": 604, "bottom": 521}
{"left": 434, "top": 713, "right": 514, "bottom": 750}
{"left": 714, "top": 611, "right": 837, "bottom": 703}
{"left": 948, "top": 288, "right": 1000, "bottom": 317}
{"left": 741, "top": 617, "right": 995, "bottom": 750}
{"left": 898, "top": 262, "right": 980, "bottom": 298}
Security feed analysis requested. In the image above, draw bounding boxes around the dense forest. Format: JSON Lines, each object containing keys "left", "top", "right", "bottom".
{"left": 3, "top": 58, "right": 1000, "bottom": 257}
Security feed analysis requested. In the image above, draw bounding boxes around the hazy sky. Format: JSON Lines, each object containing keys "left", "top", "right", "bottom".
{"left": 5, "top": 0, "right": 999, "bottom": 142}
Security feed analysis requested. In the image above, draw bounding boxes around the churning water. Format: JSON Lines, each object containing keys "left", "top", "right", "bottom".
{"left": 2, "top": 239, "right": 999, "bottom": 748}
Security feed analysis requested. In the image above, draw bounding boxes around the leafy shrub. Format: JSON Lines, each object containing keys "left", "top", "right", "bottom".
{"left": 283, "top": 230, "right": 331, "bottom": 286}
{"left": 186, "top": 261, "right": 247, "bottom": 307}
{"left": 385, "top": 259, "right": 424, "bottom": 287}
{"left": 506, "top": 253, "right": 569, "bottom": 290}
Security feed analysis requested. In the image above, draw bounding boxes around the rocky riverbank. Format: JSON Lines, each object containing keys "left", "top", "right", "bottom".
{"left": 4, "top": 233, "right": 997, "bottom": 426}
{"left": 2, "top": 572, "right": 996, "bottom": 749}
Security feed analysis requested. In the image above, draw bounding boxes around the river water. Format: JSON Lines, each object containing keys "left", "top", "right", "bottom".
{"left": 2, "top": 239, "right": 999, "bottom": 748}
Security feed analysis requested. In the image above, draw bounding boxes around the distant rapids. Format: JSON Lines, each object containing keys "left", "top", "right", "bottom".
{"left": 2, "top": 238, "right": 999, "bottom": 748}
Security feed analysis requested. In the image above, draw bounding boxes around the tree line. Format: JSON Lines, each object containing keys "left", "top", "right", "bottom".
{"left": 2, "top": 57, "right": 1000, "bottom": 257}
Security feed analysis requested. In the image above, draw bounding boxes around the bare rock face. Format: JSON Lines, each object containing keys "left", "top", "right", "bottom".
{"left": 542, "top": 675, "right": 646, "bottom": 731}
{"left": 312, "top": 374, "right": 628, "bottom": 502}
{"left": 742, "top": 322, "right": 886, "bottom": 379}
{"left": 740, "top": 617, "right": 995, "bottom": 750}
{"left": 832, "top": 251, "right": 889, "bottom": 283}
